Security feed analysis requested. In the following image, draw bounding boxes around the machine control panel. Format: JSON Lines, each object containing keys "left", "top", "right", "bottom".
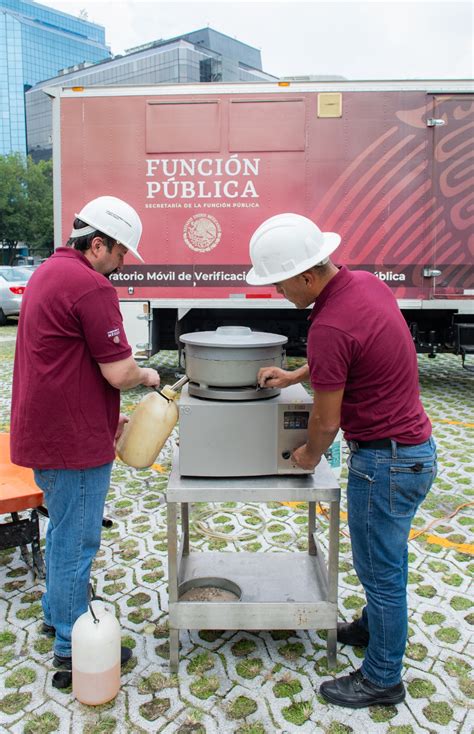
{"left": 278, "top": 403, "right": 313, "bottom": 473}
{"left": 283, "top": 410, "right": 309, "bottom": 430}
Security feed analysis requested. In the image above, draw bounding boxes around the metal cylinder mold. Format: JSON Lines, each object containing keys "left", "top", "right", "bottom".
{"left": 180, "top": 326, "right": 287, "bottom": 399}
{"left": 178, "top": 576, "right": 242, "bottom": 602}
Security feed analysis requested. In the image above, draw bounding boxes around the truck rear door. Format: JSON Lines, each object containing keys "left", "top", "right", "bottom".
{"left": 120, "top": 300, "right": 151, "bottom": 359}
{"left": 429, "top": 94, "right": 474, "bottom": 298}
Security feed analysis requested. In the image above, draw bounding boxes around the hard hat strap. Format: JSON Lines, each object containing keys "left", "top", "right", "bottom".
{"left": 70, "top": 225, "right": 96, "bottom": 238}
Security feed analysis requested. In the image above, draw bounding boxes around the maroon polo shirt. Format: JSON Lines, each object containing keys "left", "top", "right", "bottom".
{"left": 10, "top": 248, "right": 132, "bottom": 469}
{"left": 307, "top": 266, "right": 431, "bottom": 444}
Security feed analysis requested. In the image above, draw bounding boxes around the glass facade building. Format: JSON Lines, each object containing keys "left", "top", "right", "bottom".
{"left": 26, "top": 28, "right": 277, "bottom": 160}
{"left": 0, "top": 0, "right": 110, "bottom": 155}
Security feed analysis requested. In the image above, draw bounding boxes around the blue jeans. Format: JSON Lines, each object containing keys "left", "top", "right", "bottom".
{"left": 33, "top": 464, "right": 113, "bottom": 657}
{"left": 346, "top": 438, "right": 437, "bottom": 687}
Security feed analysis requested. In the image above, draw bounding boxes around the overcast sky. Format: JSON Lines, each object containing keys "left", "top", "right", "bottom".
{"left": 44, "top": 0, "right": 473, "bottom": 80}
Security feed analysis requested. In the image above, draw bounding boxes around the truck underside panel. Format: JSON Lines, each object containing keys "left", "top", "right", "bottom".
{"left": 147, "top": 305, "right": 474, "bottom": 364}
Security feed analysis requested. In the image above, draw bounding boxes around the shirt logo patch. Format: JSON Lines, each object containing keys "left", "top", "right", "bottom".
{"left": 107, "top": 328, "right": 120, "bottom": 339}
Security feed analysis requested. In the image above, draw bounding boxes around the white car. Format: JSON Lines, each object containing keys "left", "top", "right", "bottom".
{"left": 0, "top": 267, "right": 33, "bottom": 325}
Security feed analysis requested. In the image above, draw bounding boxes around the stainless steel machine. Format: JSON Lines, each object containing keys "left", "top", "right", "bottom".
{"left": 178, "top": 326, "right": 313, "bottom": 477}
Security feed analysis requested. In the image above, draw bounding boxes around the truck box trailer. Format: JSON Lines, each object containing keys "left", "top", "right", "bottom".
{"left": 48, "top": 80, "right": 474, "bottom": 364}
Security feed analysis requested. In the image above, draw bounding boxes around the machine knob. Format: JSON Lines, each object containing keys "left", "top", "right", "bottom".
{"left": 282, "top": 450, "right": 291, "bottom": 460}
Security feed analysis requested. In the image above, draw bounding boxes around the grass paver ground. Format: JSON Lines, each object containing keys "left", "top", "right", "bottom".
{"left": 0, "top": 324, "right": 472, "bottom": 733}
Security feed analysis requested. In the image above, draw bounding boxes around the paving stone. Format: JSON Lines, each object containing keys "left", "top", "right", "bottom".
{"left": 9, "top": 699, "right": 73, "bottom": 734}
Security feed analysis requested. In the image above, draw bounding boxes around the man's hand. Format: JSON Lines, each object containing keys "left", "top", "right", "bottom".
{"left": 257, "top": 367, "right": 293, "bottom": 389}
{"left": 257, "top": 363, "right": 309, "bottom": 389}
{"left": 114, "top": 413, "right": 129, "bottom": 446}
{"left": 140, "top": 368, "right": 160, "bottom": 388}
{"left": 291, "top": 443, "right": 321, "bottom": 471}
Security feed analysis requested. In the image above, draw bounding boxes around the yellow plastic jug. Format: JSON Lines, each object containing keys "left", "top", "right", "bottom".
{"left": 116, "top": 376, "right": 188, "bottom": 469}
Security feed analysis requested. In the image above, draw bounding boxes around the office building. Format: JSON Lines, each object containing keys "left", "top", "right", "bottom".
{"left": 0, "top": 0, "right": 110, "bottom": 155}
{"left": 26, "top": 27, "right": 277, "bottom": 160}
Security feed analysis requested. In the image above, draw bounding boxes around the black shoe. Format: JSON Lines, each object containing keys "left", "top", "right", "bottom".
{"left": 53, "top": 654, "right": 72, "bottom": 671}
{"left": 42, "top": 601, "right": 103, "bottom": 639}
{"left": 337, "top": 621, "right": 370, "bottom": 647}
{"left": 53, "top": 646, "right": 132, "bottom": 671}
{"left": 52, "top": 670, "right": 72, "bottom": 690}
{"left": 320, "top": 669, "right": 405, "bottom": 709}
{"left": 41, "top": 623, "right": 56, "bottom": 638}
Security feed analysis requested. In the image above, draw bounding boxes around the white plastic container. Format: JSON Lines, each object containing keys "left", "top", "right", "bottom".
{"left": 72, "top": 601, "right": 121, "bottom": 705}
{"left": 116, "top": 385, "right": 181, "bottom": 469}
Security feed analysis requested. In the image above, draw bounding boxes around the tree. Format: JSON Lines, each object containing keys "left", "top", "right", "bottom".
{"left": 0, "top": 154, "right": 28, "bottom": 263}
{"left": 0, "top": 154, "right": 53, "bottom": 263}
{"left": 24, "top": 157, "right": 53, "bottom": 254}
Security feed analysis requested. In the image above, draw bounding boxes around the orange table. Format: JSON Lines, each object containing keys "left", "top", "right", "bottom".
{"left": 0, "top": 434, "right": 45, "bottom": 578}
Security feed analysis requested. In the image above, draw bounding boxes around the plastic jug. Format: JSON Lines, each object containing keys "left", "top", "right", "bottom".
{"left": 116, "top": 376, "right": 188, "bottom": 469}
{"left": 71, "top": 600, "right": 121, "bottom": 705}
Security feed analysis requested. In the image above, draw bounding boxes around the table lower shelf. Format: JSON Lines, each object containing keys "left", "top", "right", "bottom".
{"left": 169, "top": 551, "right": 336, "bottom": 630}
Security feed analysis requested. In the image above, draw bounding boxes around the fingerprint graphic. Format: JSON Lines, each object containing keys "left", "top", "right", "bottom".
{"left": 312, "top": 96, "right": 473, "bottom": 291}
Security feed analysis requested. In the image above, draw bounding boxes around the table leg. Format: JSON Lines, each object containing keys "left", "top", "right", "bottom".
{"left": 169, "top": 629, "right": 179, "bottom": 673}
{"left": 10, "top": 511, "right": 32, "bottom": 571}
{"left": 30, "top": 509, "right": 45, "bottom": 580}
{"left": 327, "top": 628, "right": 337, "bottom": 669}
{"left": 328, "top": 499, "right": 340, "bottom": 604}
{"left": 167, "top": 503, "right": 178, "bottom": 602}
{"left": 308, "top": 501, "right": 316, "bottom": 556}
{"left": 327, "top": 498, "right": 340, "bottom": 668}
{"left": 167, "top": 502, "right": 179, "bottom": 671}
{"left": 181, "top": 502, "right": 189, "bottom": 556}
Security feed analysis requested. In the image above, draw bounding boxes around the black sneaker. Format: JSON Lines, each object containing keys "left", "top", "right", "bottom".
{"left": 41, "top": 623, "right": 56, "bottom": 638}
{"left": 53, "top": 646, "right": 132, "bottom": 671}
{"left": 337, "top": 620, "right": 370, "bottom": 647}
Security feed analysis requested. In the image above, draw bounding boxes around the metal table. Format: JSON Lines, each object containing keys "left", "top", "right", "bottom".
{"left": 166, "top": 447, "right": 341, "bottom": 672}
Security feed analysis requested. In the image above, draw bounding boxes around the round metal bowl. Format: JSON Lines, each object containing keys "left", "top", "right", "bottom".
{"left": 184, "top": 353, "right": 283, "bottom": 388}
{"left": 178, "top": 576, "right": 242, "bottom": 602}
{"left": 180, "top": 326, "right": 287, "bottom": 390}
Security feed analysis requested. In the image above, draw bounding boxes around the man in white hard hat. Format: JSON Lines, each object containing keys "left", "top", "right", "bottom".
{"left": 11, "top": 196, "right": 160, "bottom": 675}
{"left": 247, "top": 213, "right": 437, "bottom": 709}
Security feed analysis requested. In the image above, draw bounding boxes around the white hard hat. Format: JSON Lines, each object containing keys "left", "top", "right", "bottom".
{"left": 246, "top": 213, "right": 341, "bottom": 286}
{"left": 73, "top": 196, "right": 144, "bottom": 263}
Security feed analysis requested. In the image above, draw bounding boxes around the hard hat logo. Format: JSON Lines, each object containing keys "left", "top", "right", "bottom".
{"left": 74, "top": 196, "right": 144, "bottom": 263}
{"left": 246, "top": 213, "right": 341, "bottom": 286}
{"left": 105, "top": 209, "right": 133, "bottom": 229}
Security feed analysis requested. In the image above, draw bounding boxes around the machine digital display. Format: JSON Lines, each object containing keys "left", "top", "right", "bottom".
{"left": 283, "top": 411, "right": 309, "bottom": 430}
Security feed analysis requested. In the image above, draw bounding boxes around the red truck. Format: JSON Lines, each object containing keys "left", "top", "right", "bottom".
{"left": 48, "top": 80, "right": 474, "bottom": 365}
